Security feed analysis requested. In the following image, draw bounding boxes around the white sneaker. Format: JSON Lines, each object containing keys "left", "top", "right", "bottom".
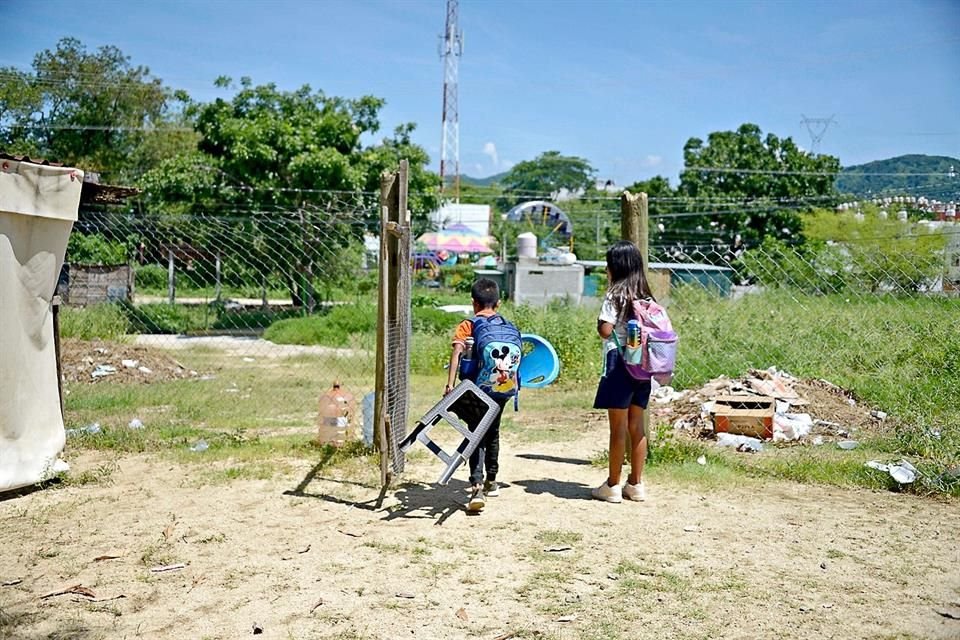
{"left": 623, "top": 481, "right": 646, "bottom": 502}
{"left": 591, "top": 481, "right": 622, "bottom": 503}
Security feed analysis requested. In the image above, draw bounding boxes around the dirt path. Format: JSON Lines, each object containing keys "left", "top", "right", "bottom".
{"left": 2, "top": 427, "right": 959, "bottom": 640}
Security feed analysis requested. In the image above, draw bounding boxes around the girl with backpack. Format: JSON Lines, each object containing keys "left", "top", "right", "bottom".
{"left": 592, "top": 241, "right": 657, "bottom": 503}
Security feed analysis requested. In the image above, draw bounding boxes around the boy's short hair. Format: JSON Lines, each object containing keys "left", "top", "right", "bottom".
{"left": 471, "top": 278, "right": 499, "bottom": 309}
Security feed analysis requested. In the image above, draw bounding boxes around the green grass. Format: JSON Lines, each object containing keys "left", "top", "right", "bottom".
{"left": 61, "top": 287, "right": 960, "bottom": 495}
{"left": 59, "top": 304, "right": 129, "bottom": 341}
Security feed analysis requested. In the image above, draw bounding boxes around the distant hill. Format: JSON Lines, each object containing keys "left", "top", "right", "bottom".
{"left": 459, "top": 171, "right": 509, "bottom": 187}
{"left": 837, "top": 154, "right": 958, "bottom": 201}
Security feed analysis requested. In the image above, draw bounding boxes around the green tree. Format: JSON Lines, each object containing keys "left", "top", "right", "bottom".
{"left": 143, "top": 78, "right": 437, "bottom": 308}
{"left": 498, "top": 151, "right": 596, "bottom": 208}
{"left": 677, "top": 123, "right": 840, "bottom": 249}
{"left": 0, "top": 38, "right": 195, "bottom": 183}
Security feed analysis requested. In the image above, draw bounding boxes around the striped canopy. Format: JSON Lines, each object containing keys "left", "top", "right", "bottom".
{"left": 417, "top": 223, "right": 494, "bottom": 253}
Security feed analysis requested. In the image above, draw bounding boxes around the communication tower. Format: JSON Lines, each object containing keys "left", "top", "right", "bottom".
{"left": 439, "top": 0, "right": 463, "bottom": 202}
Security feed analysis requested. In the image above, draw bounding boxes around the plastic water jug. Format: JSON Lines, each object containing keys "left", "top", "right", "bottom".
{"left": 317, "top": 381, "right": 354, "bottom": 446}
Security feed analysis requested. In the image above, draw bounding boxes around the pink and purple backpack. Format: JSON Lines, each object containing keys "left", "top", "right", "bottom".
{"left": 614, "top": 299, "right": 678, "bottom": 385}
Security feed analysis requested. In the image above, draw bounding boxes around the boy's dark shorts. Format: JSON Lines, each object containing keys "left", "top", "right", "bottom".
{"left": 593, "top": 349, "right": 652, "bottom": 410}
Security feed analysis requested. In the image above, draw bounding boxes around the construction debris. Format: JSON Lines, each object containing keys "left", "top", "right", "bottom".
{"left": 655, "top": 367, "right": 886, "bottom": 446}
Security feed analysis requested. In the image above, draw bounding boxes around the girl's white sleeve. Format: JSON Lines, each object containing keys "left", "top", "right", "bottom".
{"left": 598, "top": 295, "right": 618, "bottom": 325}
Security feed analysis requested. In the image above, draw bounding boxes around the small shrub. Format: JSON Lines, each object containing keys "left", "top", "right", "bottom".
{"left": 120, "top": 302, "right": 208, "bottom": 334}
{"left": 59, "top": 303, "right": 129, "bottom": 340}
{"left": 66, "top": 233, "right": 128, "bottom": 265}
{"left": 412, "top": 306, "right": 460, "bottom": 335}
{"left": 264, "top": 303, "right": 377, "bottom": 347}
{"left": 134, "top": 264, "right": 168, "bottom": 291}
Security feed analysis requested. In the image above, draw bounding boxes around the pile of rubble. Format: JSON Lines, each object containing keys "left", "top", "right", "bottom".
{"left": 650, "top": 367, "right": 885, "bottom": 446}
{"left": 61, "top": 339, "right": 200, "bottom": 384}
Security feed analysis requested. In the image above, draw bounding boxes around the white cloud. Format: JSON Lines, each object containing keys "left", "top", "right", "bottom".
{"left": 642, "top": 155, "right": 663, "bottom": 167}
{"left": 482, "top": 142, "right": 499, "bottom": 168}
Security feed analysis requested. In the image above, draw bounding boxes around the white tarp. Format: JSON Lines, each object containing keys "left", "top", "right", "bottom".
{"left": 0, "top": 159, "right": 82, "bottom": 492}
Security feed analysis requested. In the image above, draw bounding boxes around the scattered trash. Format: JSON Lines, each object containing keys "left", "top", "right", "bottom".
{"left": 866, "top": 459, "right": 918, "bottom": 484}
{"left": 934, "top": 606, "right": 960, "bottom": 621}
{"left": 812, "top": 436, "right": 824, "bottom": 446}
{"left": 820, "top": 561, "right": 828, "bottom": 570}
{"left": 696, "top": 455, "right": 707, "bottom": 465}
{"left": 137, "top": 366, "right": 153, "bottom": 375}
{"left": 456, "top": 607, "right": 469, "bottom": 621}
{"left": 846, "top": 398, "right": 856, "bottom": 406}
{"left": 149, "top": 563, "right": 186, "bottom": 573}
{"left": 128, "top": 418, "right": 144, "bottom": 430}
{"left": 252, "top": 622, "right": 263, "bottom": 635}
{"left": 91, "top": 365, "right": 117, "bottom": 379}
{"left": 2, "top": 579, "right": 23, "bottom": 587}
{"left": 555, "top": 614, "right": 578, "bottom": 623}
{"left": 121, "top": 359, "right": 139, "bottom": 368}
{"left": 870, "top": 410, "right": 888, "bottom": 421}
{"left": 837, "top": 440, "right": 859, "bottom": 450}
{"left": 652, "top": 385, "right": 686, "bottom": 404}
{"left": 310, "top": 598, "right": 325, "bottom": 612}
{"left": 607, "top": 573, "right": 620, "bottom": 581}
{"left": 773, "top": 412, "right": 813, "bottom": 442}
{"left": 683, "top": 525, "right": 699, "bottom": 533}
{"left": 242, "top": 357, "right": 255, "bottom": 363}
{"left": 188, "top": 440, "right": 208, "bottom": 453}
{"left": 67, "top": 422, "right": 102, "bottom": 438}
{"left": 544, "top": 546, "right": 572, "bottom": 553}
{"left": 41, "top": 584, "right": 96, "bottom": 600}
{"left": 93, "top": 555, "right": 121, "bottom": 562}
{"left": 337, "top": 528, "right": 363, "bottom": 538}
{"left": 198, "top": 374, "right": 216, "bottom": 381}
{"left": 395, "top": 592, "right": 415, "bottom": 599}
{"left": 716, "top": 432, "right": 763, "bottom": 452}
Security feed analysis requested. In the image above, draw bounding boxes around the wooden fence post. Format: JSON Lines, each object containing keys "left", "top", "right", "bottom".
{"left": 620, "top": 191, "right": 652, "bottom": 456}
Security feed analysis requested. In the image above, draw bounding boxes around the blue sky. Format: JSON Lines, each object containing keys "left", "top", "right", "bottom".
{"left": 2, "top": 0, "right": 958, "bottom": 186}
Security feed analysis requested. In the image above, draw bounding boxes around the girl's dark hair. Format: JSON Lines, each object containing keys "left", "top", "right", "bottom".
{"left": 605, "top": 240, "right": 654, "bottom": 322}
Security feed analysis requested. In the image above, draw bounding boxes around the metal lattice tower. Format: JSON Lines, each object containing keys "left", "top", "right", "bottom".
{"left": 439, "top": 0, "right": 463, "bottom": 202}
{"left": 800, "top": 114, "right": 836, "bottom": 155}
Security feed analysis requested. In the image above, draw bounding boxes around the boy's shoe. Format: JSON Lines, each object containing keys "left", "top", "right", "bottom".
{"left": 591, "top": 481, "right": 622, "bottom": 503}
{"left": 623, "top": 481, "right": 646, "bottom": 502}
{"left": 467, "top": 486, "right": 486, "bottom": 512}
{"left": 484, "top": 481, "right": 500, "bottom": 497}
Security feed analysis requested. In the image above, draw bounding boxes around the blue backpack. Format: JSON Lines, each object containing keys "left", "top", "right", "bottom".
{"left": 460, "top": 314, "right": 522, "bottom": 407}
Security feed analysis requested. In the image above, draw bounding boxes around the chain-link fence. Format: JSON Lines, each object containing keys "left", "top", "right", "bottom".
{"left": 60, "top": 195, "right": 389, "bottom": 444}
{"left": 59, "top": 191, "right": 960, "bottom": 442}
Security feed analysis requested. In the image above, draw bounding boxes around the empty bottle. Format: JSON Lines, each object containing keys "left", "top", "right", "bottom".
{"left": 317, "top": 381, "right": 354, "bottom": 446}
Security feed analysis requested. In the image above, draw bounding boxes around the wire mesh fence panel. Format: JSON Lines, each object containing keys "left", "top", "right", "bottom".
{"left": 649, "top": 227, "right": 958, "bottom": 389}
{"left": 60, "top": 195, "right": 385, "bottom": 444}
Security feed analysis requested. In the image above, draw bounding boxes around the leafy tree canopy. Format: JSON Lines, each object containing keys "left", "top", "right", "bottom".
{"left": 499, "top": 151, "right": 596, "bottom": 208}
{"left": 0, "top": 37, "right": 195, "bottom": 182}
{"left": 676, "top": 123, "right": 840, "bottom": 247}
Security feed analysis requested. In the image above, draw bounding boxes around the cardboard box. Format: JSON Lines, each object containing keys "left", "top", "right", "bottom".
{"left": 712, "top": 395, "right": 775, "bottom": 440}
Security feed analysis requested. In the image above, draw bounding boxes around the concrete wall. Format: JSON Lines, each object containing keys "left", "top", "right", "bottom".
{"left": 505, "top": 259, "right": 583, "bottom": 306}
